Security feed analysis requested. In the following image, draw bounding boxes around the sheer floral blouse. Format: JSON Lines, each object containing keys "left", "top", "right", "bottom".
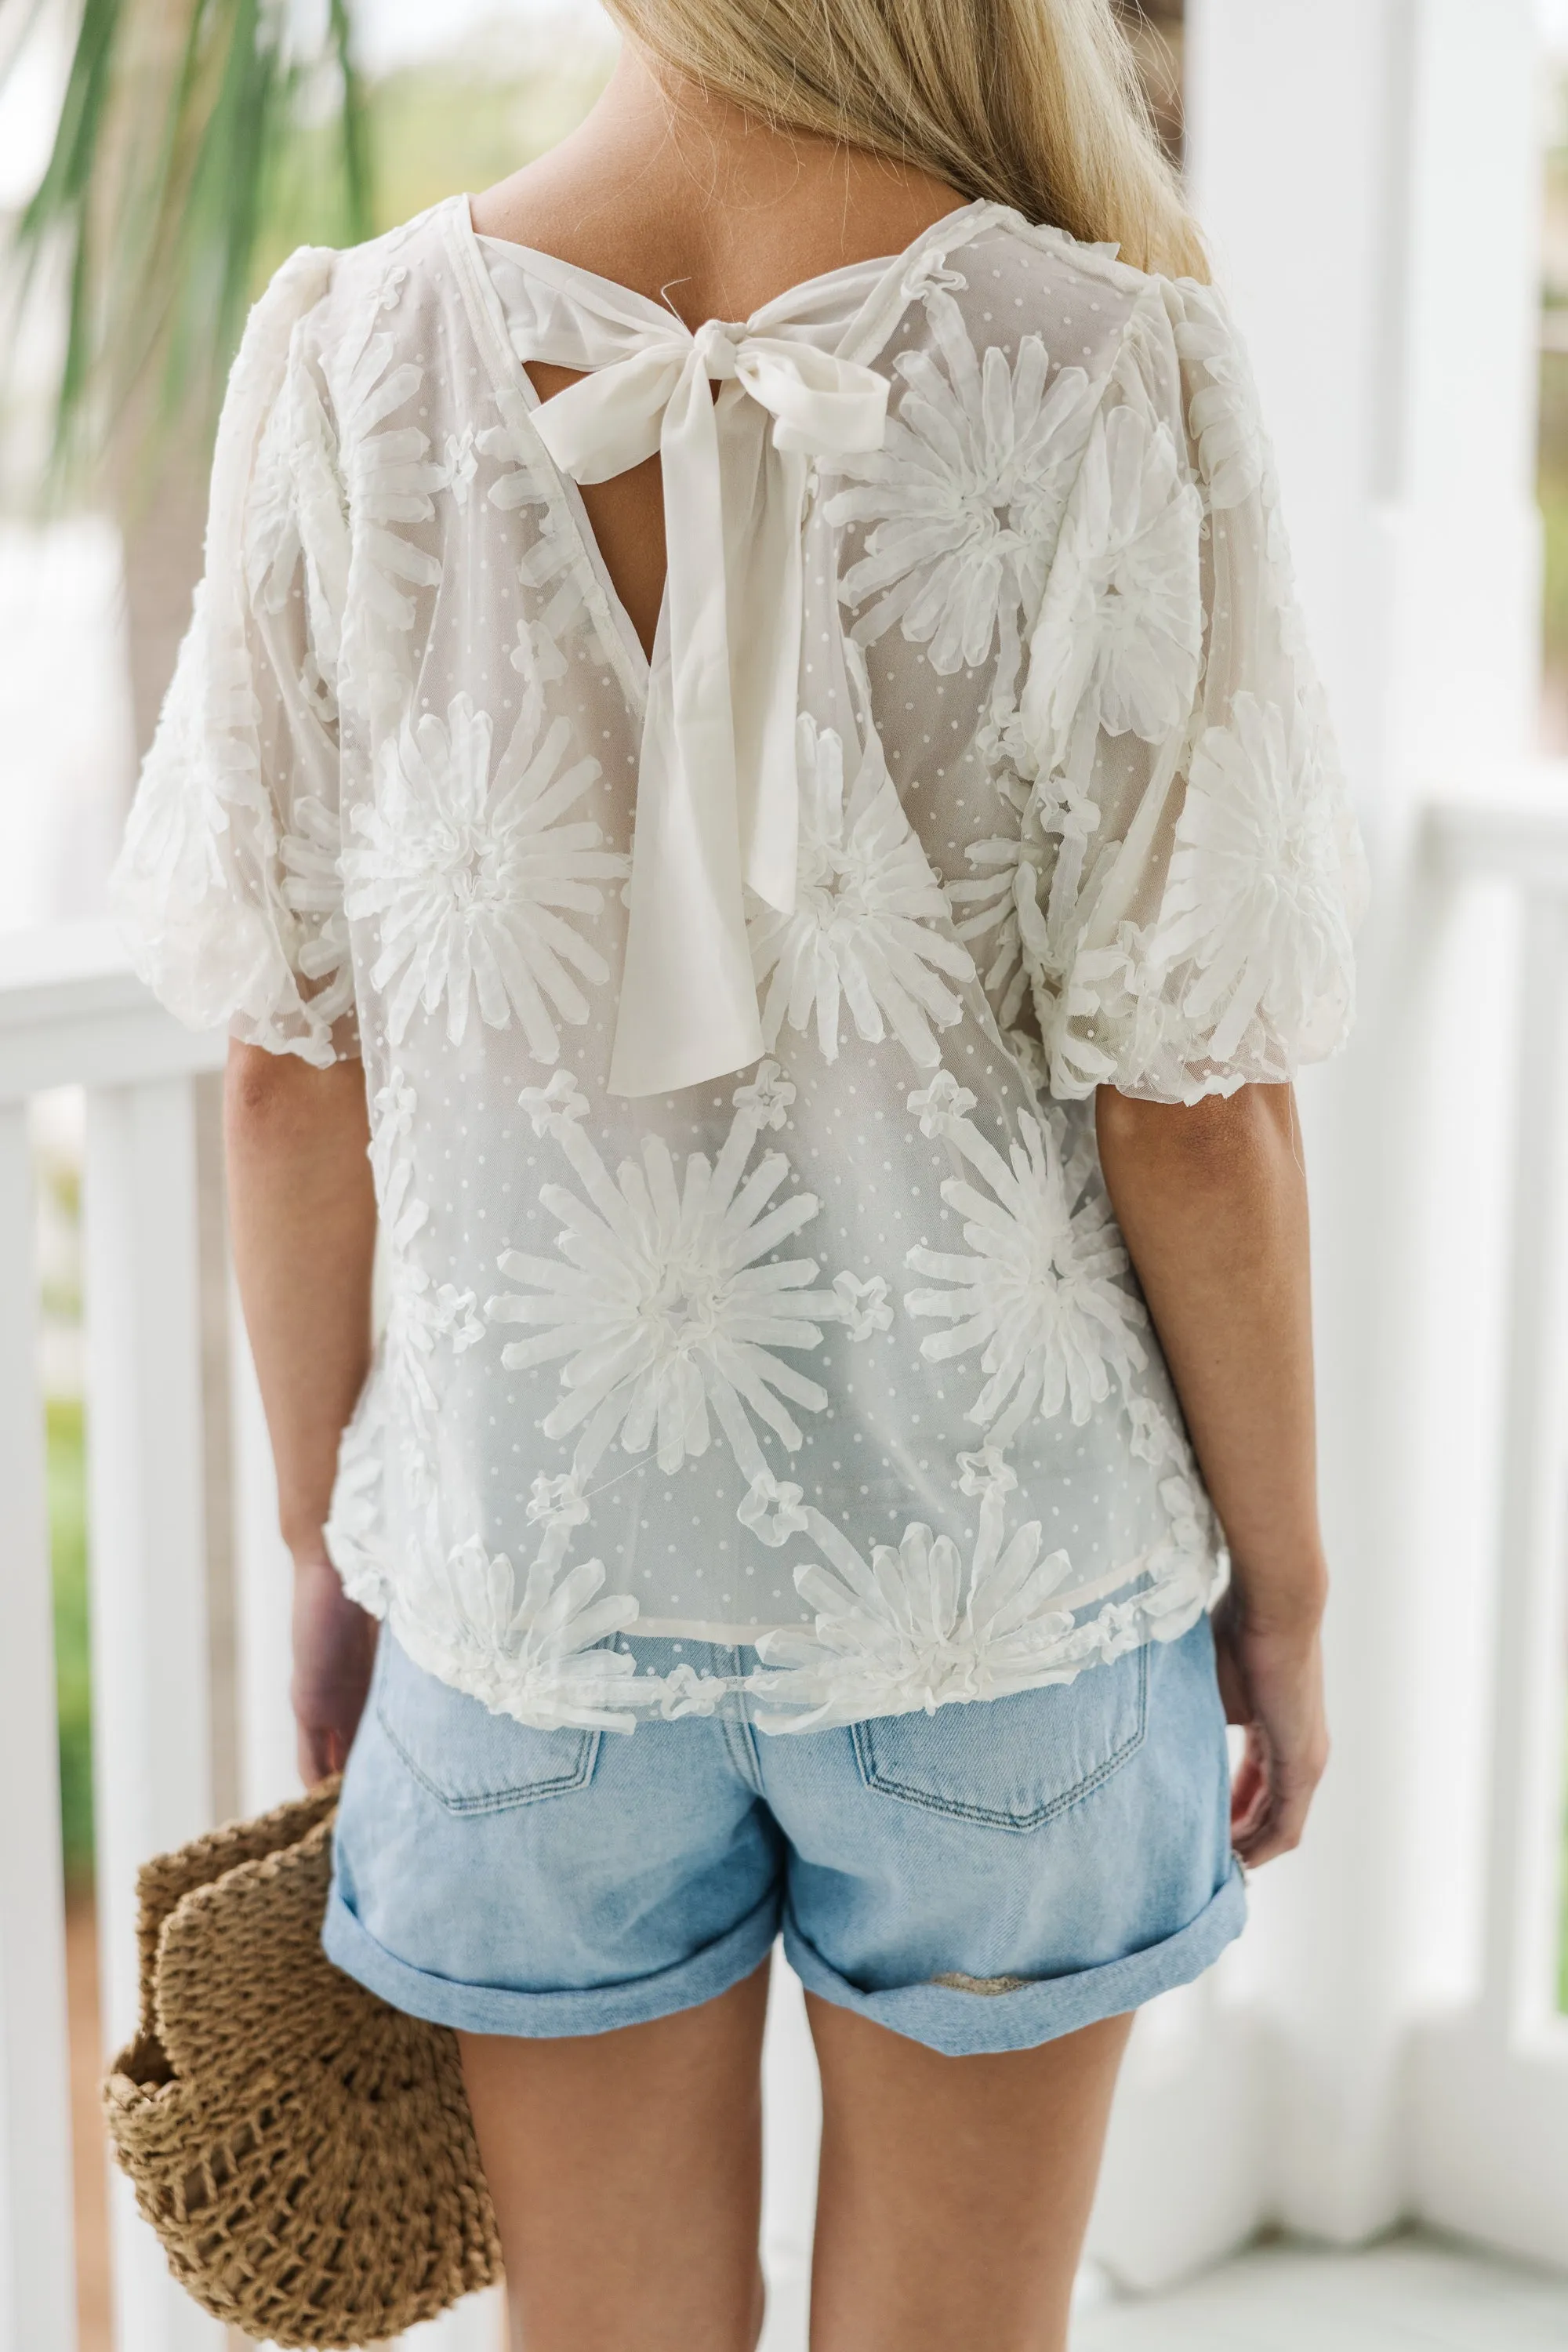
{"left": 112, "top": 194, "right": 1366, "bottom": 1735}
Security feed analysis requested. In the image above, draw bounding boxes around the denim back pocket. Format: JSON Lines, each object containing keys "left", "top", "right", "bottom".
{"left": 851, "top": 1642, "right": 1149, "bottom": 1832}
{"left": 373, "top": 1631, "right": 601, "bottom": 1814}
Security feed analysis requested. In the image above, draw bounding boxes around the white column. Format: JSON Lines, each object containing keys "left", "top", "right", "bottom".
{"left": 1185, "top": 0, "right": 1546, "bottom": 2242}
{"left": 83, "top": 1077, "right": 225, "bottom": 2351}
{"left": 0, "top": 1102, "right": 78, "bottom": 2352}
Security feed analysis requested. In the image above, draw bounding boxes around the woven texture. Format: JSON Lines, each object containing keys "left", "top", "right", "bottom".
{"left": 101, "top": 1781, "right": 502, "bottom": 2347}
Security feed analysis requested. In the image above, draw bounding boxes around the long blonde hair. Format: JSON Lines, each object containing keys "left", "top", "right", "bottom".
{"left": 601, "top": 0, "right": 1209, "bottom": 282}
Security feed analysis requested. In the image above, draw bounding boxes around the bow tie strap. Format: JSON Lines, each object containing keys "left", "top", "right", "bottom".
{"left": 530, "top": 344, "right": 688, "bottom": 482}
{"left": 531, "top": 316, "right": 890, "bottom": 1098}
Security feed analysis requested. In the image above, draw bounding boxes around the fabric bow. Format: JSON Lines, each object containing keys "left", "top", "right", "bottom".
{"left": 526, "top": 295, "right": 889, "bottom": 1095}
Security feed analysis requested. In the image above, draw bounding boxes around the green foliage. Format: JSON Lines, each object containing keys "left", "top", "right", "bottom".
{"left": 2, "top": 0, "right": 613, "bottom": 509}
{"left": 3, "top": 0, "right": 372, "bottom": 510}
{"left": 1539, "top": 353, "right": 1568, "bottom": 693}
{"left": 49, "top": 1398, "right": 93, "bottom": 1886}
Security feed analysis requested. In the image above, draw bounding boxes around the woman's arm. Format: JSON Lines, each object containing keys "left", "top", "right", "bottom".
{"left": 1095, "top": 1080, "right": 1329, "bottom": 1866}
{"left": 224, "top": 1039, "right": 379, "bottom": 1783}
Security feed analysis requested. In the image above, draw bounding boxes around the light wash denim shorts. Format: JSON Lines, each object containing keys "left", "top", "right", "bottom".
{"left": 325, "top": 1614, "right": 1245, "bottom": 2058}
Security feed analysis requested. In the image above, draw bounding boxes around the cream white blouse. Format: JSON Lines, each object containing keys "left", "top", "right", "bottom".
{"left": 112, "top": 193, "right": 1365, "bottom": 1733}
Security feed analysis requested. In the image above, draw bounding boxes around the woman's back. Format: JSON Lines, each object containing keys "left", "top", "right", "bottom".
{"left": 109, "top": 11, "right": 1353, "bottom": 2347}
{"left": 112, "top": 67, "right": 1359, "bottom": 1726}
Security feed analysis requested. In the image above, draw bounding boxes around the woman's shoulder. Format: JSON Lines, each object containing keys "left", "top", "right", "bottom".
{"left": 948, "top": 202, "right": 1222, "bottom": 350}
{"left": 247, "top": 199, "right": 470, "bottom": 368}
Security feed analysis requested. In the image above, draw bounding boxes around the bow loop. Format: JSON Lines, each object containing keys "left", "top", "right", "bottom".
{"left": 531, "top": 304, "right": 890, "bottom": 1097}
{"left": 529, "top": 341, "right": 689, "bottom": 484}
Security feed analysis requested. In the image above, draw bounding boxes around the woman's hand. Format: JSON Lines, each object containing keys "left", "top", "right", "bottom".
{"left": 1211, "top": 1581, "right": 1329, "bottom": 1866}
{"left": 291, "top": 1552, "right": 378, "bottom": 1786}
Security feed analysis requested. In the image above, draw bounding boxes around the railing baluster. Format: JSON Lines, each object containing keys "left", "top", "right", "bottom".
{"left": 1482, "top": 895, "right": 1568, "bottom": 2034}
{"left": 0, "top": 1100, "right": 78, "bottom": 2352}
{"left": 82, "top": 1077, "right": 225, "bottom": 2352}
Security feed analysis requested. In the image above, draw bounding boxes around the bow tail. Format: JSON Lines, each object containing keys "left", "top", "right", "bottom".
{"left": 606, "top": 626, "right": 766, "bottom": 1097}
{"left": 722, "top": 416, "right": 806, "bottom": 914}
{"left": 607, "top": 354, "right": 764, "bottom": 1098}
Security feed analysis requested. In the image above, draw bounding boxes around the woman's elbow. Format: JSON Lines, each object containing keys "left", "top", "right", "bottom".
{"left": 1094, "top": 1081, "right": 1297, "bottom": 1183}
{"left": 223, "top": 1040, "right": 365, "bottom": 1145}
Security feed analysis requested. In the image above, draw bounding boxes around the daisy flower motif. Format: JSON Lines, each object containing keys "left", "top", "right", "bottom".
{"left": 746, "top": 1483, "right": 1082, "bottom": 1730}
{"left": 510, "top": 519, "right": 590, "bottom": 685}
{"left": 278, "top": 793, "right": 355, "bottom": 1034}
{"left": 832, "top": 1272, "right": 893, "bottom": 1340}
{"left": 652, "top": 1663, "right": 736, "bottom": 1719}
{"left": 738, "top": 1472, "right": 810, "bottom": 1548}
{"left": 477, "top": 386, "right": 549, "bottom": 513}
{"left": 1019, "top": 401, "right": 1203, "bottom": 771}
{"left": 520, "top": 1069, "right": 590, "bottom": 1134}
{"left": 367, "top": 1074, "right": 483, "bottom": 1436}
{"left": 729, "top": 1061, "right": 795, "bottom": 1131}
{"left": 1149, "top": 691, "right": 1359, "bottom": 1065}
{"left": 527, "top": 1470, "right": 590, "bottom": 1528}
{"left": 384, "top": 1262, "right": 485, "bottom": 1429}
{"left": 475, "top": 387, "right": 594, "bottom": 676}
{"left": 945, "top": 775, "right": 1058, "bottom": 1032}
{"left": 1174, "top": 289, "right": 1273, "bottom": 512}
{"left": 321, "top": 307, "right": 445, "bottom": 713}
{"left": 434, "top": 425, "right": 478, "bottom": 507}
{"left": 903, "top": 1083, "right": 1146, "bottom": 1442}
{"left": 749, "top": 716, "right": 972, "bottom": 1070}
{"left": 368, "top": 1073, "right": 423, "bottom": 1250}
{"left": 907, "top": 1069, "right": 975, "bottom": 1137}
{"left": 826, "top": 292, "right": 1096, "bottom": 672}
{"left": 485, "top": 1065, "right": 840, "bottom": 1484}
{"left": 956, "top": 1444, "right": 1017, "bottom": 1498}
{"left": 343, "top": 690, "right": 627, "bottom": 1055}
{"left": 396, "top": 1522, "right": 646, "bottom": 1732}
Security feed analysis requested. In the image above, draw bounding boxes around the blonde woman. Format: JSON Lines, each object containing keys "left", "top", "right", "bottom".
{"left": 114, "top": 2, "right": 1364, "bottom": 2343}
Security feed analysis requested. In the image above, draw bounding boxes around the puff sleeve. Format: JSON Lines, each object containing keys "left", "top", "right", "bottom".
{"left": 1007, "top": 277, "right": 1367, "bottom": 1103}
{"left": 110, "top": 244, "right": 358, "bottom": 1065}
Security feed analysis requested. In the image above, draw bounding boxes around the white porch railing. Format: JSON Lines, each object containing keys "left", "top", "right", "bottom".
{"left": 0, "top": 808, "right": 1564, "bottom": 2347}
{"left": 1408, "top": 789, "right": 1568, "bottom": 2264}
{"left": 0, "top": 924, "right": 506, "bottom": 2352}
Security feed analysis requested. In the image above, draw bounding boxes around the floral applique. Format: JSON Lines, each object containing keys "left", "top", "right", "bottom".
{"left": 1149, "top": 691, "right": 1358, "bottom": 1065}
{"left": 746, "top": 1479, "right": 1083, "bottom": 1730}
{"left": 1018, "top": 400, "right": 1203, "bottom": 774}
{"left": 486, "top": 1062, "right": 840, "bottom": 1489}
{"left": 394, "top": 1519, "right": 648, "bottom": 1731}
{"left": 749, "top": 713, "right": 973, "bottom": 1068}
{"left": 827, "top": 289, "right": 1097, "bottom": 674}
{"left": 322, "top": 298, "right": 446, "bottom": 722}
{"left": 343, "top": 688, "right": 626, "bottom": 1054}
{"left": 904, "top": 1076, "right": 1146, "bottom": 1441}
{"left": 116, "top": 202, "right": 1362, "bottom": 1740}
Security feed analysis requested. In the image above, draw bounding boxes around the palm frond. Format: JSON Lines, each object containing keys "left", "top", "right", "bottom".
{"left": 2, "top": 0, "right": 375, "bottom": 512}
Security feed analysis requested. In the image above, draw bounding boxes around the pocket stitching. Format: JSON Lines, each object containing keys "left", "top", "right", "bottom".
{"left": 374, "top": 1671, "right": 601, "bottom": 1815}
{"left": 850, "top": 1645, "right": 1149, "bottom": 1833}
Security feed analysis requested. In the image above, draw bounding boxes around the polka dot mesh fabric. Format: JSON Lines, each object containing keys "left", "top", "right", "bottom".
{"left": 111, "top": 196, "right": 1364, "bottom": 1734}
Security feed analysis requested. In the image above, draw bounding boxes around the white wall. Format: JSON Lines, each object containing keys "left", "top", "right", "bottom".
{"left": 1185, "top": 0, "right": 1547, "bottom": 2242}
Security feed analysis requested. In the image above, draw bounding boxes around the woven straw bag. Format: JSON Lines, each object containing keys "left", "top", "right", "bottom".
{"left": 101, "top": 1780, "right": 502, "bottom": 2347}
